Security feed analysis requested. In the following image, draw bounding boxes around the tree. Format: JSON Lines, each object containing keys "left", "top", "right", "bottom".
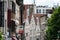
{"left": 0, "top": 32, "right": 3, "bottom": 40}
{"left": 45, "top": 7, "right": 60, "bottom": 40}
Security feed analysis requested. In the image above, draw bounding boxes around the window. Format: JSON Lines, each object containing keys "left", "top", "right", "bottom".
{"left": 36, "top": 9, "right": 41, "bottom": 13}
{"left": 46, "top": 9, "right": 49, "bottom": 13}
{"left": 43, "top": 9, "right": 45, "bottom": 14}
{"left": 39, "top": 9, "right": 41, "bottom": 13}
{"left": 12, "top": 1, "right": 15, "bottom": 13}
{"left": 0, "top": 1, "right": 4, "bottom": 27}
{"left": 36, "top": 9, "right": 38, "bottom": 13}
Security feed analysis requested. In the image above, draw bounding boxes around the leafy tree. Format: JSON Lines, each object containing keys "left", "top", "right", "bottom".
{"left": 45, "top": 7, "right": 60, "bottom": 40}
{"left": 0, "top": 32, "right": 3, "bottom": 40}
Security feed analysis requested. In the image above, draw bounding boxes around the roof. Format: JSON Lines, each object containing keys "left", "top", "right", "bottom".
{"left": 34, "top": 14, "right": 46, "bottom": 17}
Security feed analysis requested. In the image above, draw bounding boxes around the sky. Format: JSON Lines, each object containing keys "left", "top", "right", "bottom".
{"left": 24, "top": 0, "right": 60, "bottom": 7}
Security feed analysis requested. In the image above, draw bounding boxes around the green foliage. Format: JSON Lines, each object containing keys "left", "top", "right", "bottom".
{"left": 0, "top": 32, "right": 3, "bottom": 40}
{"left": 45, "top": 7, "right": 60, "bottom": 40}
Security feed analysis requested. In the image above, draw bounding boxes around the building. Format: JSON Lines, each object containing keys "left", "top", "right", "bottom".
{"left": 24, "top": 4, "right": 34, "bottom": 40}
{"left": 0, "top": 0, "right": 8, "bottom": 34}
{"left": 35, "top": 6, "right": 53, "bottom": 40}
{"left": 33, "top": 14, "right": 47, "bottom": 40}
{"left": 25, "top": 13, "right": 47, "bottom": 40}
{"left": 36, "top": 6, "right": 53, "bottom": 18}
{"left": 24, "top": 5, "right": 53, "bottom": 40}
{"left": 25, "top": 14, "right": 30, "bottom": 40}
{"left": 29, "top": 15, "right": 36, "bottom": 40}
{"left": 7, "top": 0, "right": 21, "bottom": 37}
{"left": 0, "top": 0, "right": 20, "bottom": 36}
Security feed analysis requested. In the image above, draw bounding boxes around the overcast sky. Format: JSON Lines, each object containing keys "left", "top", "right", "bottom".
{"left": 24, "top": 0, "right": 60, "bottom": 7}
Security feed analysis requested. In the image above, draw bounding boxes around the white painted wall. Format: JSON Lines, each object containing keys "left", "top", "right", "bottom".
{"left": 36, "top": 7, "right": 52, "bottom": 14}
